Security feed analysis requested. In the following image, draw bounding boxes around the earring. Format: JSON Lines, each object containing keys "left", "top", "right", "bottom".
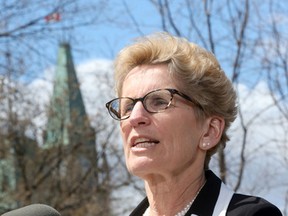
{"left": 203, "top": 142, "right": 210, "bottom": 148}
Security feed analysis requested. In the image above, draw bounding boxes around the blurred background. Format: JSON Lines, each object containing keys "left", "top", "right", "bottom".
{"left": 0, "top": 0, "right": 287, "bottom": 215}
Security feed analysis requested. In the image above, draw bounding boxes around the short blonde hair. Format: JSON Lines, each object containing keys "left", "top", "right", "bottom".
{"left": 114, "top": 32, "right": 237, "bottom": 169}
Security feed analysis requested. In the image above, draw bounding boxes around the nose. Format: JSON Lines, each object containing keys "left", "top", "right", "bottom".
{"left": 128, "top": 101, "right": 150, "bottom": 127}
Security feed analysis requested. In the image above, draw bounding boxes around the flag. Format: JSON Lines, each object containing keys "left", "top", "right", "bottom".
{"left": 45, "top": 12, "right": 61, "bottom": 22}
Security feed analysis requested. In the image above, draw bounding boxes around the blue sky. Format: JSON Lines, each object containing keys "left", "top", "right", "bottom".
{"left": 70, "top": 0, "right": 162, "bottom": 60}
{"left": 2, "top": 0, "right": 287, "bottom": 213}
{"left": 58, "top": 0, "right": 287, "bottom": 89}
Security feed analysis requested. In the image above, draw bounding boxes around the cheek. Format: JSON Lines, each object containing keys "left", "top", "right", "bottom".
{"left": 120, "top": 123, "right": 130, "bottom": 152}
{"left": 120, "top": 130, "right": 127, "bottom": 148}
{"left": 170, "top": 127, "right": 202, "bottom": 168}
{"left": 171, "top": 127, "right": 195, "bottom": 151}
{"left": 168, "top": 118, "right": 202, "bottom": 151}
{"left": 120, "top": 122, "right": 128, "bottom": 139}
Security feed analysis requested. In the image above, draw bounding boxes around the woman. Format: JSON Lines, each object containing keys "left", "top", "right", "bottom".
{"left": 105, "top": 32, "right": 282, "bottom": 216}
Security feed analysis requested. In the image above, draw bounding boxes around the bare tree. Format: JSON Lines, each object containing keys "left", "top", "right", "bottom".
{"left": 0, "top": 0, "right": 108, "bottom": 79}
{"left": 0, "top": 1, "right": 135, "bottom": 215}
{"left": 1, "top": 0, "right": 287, "bottom": 214}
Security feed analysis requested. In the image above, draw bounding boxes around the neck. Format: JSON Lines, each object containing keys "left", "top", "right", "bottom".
{"left": 144, "top": 170, "right": 206, "bottom": 216}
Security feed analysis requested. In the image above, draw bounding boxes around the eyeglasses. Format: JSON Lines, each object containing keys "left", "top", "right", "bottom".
{"left": 105, "top": 88, "right": 202, "bottom": 121}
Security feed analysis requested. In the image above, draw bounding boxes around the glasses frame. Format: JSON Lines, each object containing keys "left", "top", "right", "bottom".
{"left": 105, "top": 88, "right": 202, "bottom": 121}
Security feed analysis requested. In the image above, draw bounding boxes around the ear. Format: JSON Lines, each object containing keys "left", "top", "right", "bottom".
{"left": 199, "top": 116, "right": 225, "bottom": 150}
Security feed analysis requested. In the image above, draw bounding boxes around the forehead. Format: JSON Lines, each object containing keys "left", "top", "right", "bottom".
{"left": 122, "top": 64, "right": 176, "bottom": 96}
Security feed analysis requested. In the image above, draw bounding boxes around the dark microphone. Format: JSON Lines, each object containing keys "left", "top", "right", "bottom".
{"left": 2, "top": 204, "right": 61, "bottom": 216}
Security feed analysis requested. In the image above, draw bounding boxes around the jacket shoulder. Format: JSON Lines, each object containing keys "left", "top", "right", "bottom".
{"left": 227, "top": 193, "right": 282, "bottom": 216}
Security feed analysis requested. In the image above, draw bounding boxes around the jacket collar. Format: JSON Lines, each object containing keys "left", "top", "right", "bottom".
{"left": 129, "top": 170, "right": 223, "bottom": 216}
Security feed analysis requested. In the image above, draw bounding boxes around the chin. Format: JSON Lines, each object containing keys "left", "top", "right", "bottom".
{"left": 127, "top": 158, "right": 156, "bottom": 177}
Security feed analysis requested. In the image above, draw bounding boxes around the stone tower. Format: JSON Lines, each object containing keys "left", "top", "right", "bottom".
{"left": 44, "top": 43, "right": 95, "bottom": 149}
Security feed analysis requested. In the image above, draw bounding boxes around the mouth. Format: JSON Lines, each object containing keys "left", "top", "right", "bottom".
{"left": 132, "top": 137, "right": 160, "bottom": 148}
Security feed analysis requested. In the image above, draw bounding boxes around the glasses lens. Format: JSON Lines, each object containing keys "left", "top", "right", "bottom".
{"left": 119, "top": 98, "right": 135, "bottom": 118}
{"left": 108, "top": 98, "right": 134, "bottom": 120}
{"left": 107, "top": 99, "right": 121, "bottom": 120}
{"left": 145, "top": 90, "right": 172, "bottom": 112}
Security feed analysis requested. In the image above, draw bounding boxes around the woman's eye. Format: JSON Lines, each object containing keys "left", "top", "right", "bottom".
{"left": 122, "top": 103, "right": 134, "bottom": 115}
{"left": 154, "top": 98, "right": 167, "bottom": 105}
{"left": 150, "top": 97, "right": 169, "bottom": 108}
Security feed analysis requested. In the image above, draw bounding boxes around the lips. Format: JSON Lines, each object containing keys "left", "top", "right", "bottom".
{"left": 132, "top": 137, "right": 160, "bottom": 148}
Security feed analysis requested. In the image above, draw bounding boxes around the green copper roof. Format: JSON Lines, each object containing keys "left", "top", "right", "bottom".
{"left": 44, "top": 43, "right": 94, "bottom": 148}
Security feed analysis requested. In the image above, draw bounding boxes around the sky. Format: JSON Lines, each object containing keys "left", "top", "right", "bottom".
{"left": 2, "top": 0, "right": 288, "bottom": 214}
{"left": 52, "top": 0, "right": 163, "bottom": 61}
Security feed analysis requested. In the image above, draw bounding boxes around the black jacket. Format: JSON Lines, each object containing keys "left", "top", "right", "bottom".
{"left": 130, "top": 170, "right": 282, "bottom": 216}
